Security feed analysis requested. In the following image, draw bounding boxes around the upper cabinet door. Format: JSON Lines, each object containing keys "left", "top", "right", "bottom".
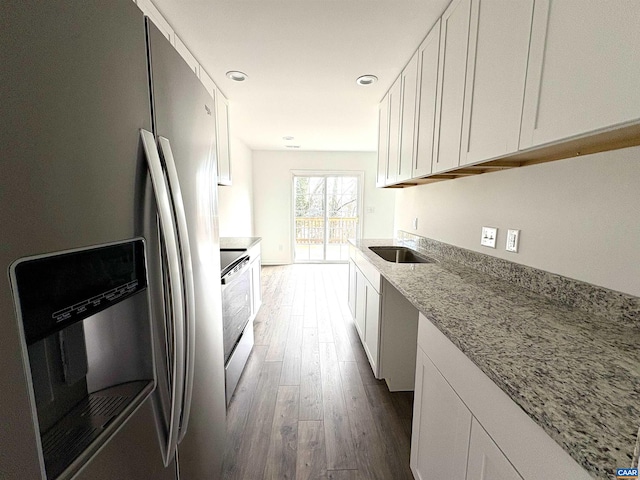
{"left": 216, "top": 89, "right": 232, "bottom": 186}
{"left": 137, "top": 0, "right": 174, "bottom": 44}
{"left": 398, "top": 54, "right": 419, "bottom": 182}
{"left": 413, "top": 20, "right": 441, "bottom": 179}
{"left": 520, "top": 0, "right": 640, "bottom": 149}
{"left": 174, "top": 35, "right": 199, "bottom": 77}
{"left": 459, "top": 0, "right": 534, "bottom": 166}
{"left": 376, "top": 94, "right": 390, "bottom": 187}
{"left": 433, "top": 0, "right": 472, "bottom": 173}
{"left": 386, "top": 77, "right": 403, "bottom": 185}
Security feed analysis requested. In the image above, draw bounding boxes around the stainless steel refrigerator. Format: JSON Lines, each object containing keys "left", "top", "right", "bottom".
{"left": 0, "top": 1, "right": 226, "bottom": 479}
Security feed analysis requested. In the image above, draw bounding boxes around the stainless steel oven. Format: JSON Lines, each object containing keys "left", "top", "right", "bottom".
{"left": 220, "top": 252, "right": 253, "bottom": 405}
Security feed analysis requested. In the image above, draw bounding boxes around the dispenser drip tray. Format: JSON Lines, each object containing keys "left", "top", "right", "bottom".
{"left": 40, "top": 380, "right": 153, "bottom": 479}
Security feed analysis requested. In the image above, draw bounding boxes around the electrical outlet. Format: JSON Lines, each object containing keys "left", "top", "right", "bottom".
{"left": 506, "top": 229, "right": 520, "bottom": 253}
{"left": 413, "top": 217, "right": 418, "bottom": 230}
{"left": 481, "top": 227, "right": 497, "bottom": 248}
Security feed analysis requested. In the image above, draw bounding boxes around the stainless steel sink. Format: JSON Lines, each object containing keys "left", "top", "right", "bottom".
{"left": 369, "top": 246, "right": 435, "bottom": 264}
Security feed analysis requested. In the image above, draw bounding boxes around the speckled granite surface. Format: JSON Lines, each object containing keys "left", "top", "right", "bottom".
{"left": 397, "top": 231, "right": 640, "bottom": 327}
{"left": 220, "top": 237, "right": 261, "bottom": 250}
{"left": 350, "top": 237, "right": 640, "bottom": 479}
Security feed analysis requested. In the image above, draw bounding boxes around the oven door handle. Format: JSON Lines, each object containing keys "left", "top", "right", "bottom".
{"left": 221, "top": 256, "right": 251, "bottom": 285}
{"left": 140, "top": 129, "right": 185, "bottom": 467}
{"left": 157, "top": 136, "right": 196, "bottom": 444}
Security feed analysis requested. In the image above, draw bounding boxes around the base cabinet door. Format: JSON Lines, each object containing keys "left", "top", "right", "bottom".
{"left": 410, "top": 347, "right": 472, "bottom": 480}
{"left": 467, "top": 418, "right": 523, "bottom": 480}
{"left": 363, "top": 282, "right": 381, "bottom": 376}
{"left": 354, "top": 269, "right": 367, "bottom": 341}
{"left": 348, "top": 259, "right": 357, "bottom": 318}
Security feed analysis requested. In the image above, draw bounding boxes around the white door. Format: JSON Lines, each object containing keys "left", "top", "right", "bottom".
{"left": 466, "top": 418, "right": 523, "bottom": 480}
{"left": 410, "top": 347, "right": 472, "bottom": 479}
{"left": 520, "top": 0, "right": 640, "bottom": 149}
{"left": 293, "top": 173, "right": 362, "bottom": 262}
{"left": 386, "top": 78, "right": 403, "bottom": 185}
{"left": 377, "top": 95, "right": 390, "bottom": 187}
{"left": 459, "top": 0, "right": 534, "bottom": 165}
{"left": 413, "top": 20, "right": 441, "bottom": 178}
{"left": 363, "top": 282, "right": 381, "bottom": 376}
{"left": 398, "top": 53, "right": 419, "bottom": 182}
{"left": 433, "top": 0, "right": 472, "bottom": 173}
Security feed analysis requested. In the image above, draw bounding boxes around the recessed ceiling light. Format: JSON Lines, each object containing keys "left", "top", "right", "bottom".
{"left": 226, "top": 71, "right": 248, "bottom": 82}
{"left": 282, "top": 136, "right": 295, "bottom": 141}
{"left": 356, "top": 74, "right": 378, "bottom": 86}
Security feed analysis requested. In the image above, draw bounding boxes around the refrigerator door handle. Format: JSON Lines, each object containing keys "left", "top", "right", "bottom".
{"left": 157, "top": 136, "right": 196, "bottom": 443}
{"left": 140, "top": 129, "right": 186, "bottom": 466}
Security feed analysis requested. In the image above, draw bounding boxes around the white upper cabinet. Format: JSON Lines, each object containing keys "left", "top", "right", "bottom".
{"left": 385, "top": 77, "right": 402, "bottom": 185}
{"left": 199, "top": 69, "right": 216, "bottom": 99}
{"left": 376, "top": 95, "right": 390, "bottom": 187}
{"left": 459, "top": 0, "right": 534, "bottom": 166}
{"left": 174, "top": 35, "right": 199, "bottom": 76}
{"left": 215, "top": 88, "right": 232, "bottom": 186}
{"left": 398, "top": 54, "right": 419, "bottom": 182}
{"left": 413, "top": 20, "right": 441, "bottom": 178}
{"left": 433, "top": 0, "right": 472, "bottom": 173}
{"left": 136, "top": 0, "right": 174, "bottom": 44}
{"left": 520, "top": 0, "right": 640, "bottom": 149}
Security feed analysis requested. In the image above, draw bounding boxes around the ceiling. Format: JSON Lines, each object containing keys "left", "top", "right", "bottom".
{"left": 151, "top": 0, "right": 450, "bottom": 151}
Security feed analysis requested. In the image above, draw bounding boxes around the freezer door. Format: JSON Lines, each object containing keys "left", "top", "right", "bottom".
{"left": 147, "top": 20, "right": 227, "bottom": 478}
{"left": 0, "top": 0, "right": 173, "bottom": 478}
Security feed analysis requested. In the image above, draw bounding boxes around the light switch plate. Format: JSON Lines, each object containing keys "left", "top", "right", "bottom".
{"left": 506, "top": 229, "right": 520, "bottom": 253}
{"left": 481, "top": 227, "right": 497, "bottom": 248}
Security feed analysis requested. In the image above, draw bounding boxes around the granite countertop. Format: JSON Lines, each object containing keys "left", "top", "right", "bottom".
{"left": 220, "top": 237, "right": 261, "bottom": 250}
{"left": 350, "top": 238, "right": 640, "bottom": 480}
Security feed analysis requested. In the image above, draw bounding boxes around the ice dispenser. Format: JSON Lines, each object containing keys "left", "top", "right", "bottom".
{"left": 10, "top": 239, "right": 156, "bottom": 479}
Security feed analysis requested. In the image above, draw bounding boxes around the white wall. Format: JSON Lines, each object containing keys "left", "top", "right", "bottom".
{"left": 218, "top": 136, "right": 254, "bottom": 237}
{"left": 394, "top": 146, "right": 640, "bottom": 297}
{"left": 252, "top": 150, "right": 396, "bottom": 264}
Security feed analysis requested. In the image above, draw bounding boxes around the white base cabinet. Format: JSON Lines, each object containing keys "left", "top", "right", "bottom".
{"left": 379, "top": 278, "right": 418, "bottom": 391}
{"left": 466, "top": 418, "right": 523, "bottom": 480}
{"left": 411, "top": 347, "right": 471, "bottom": 480}
{"left": 411, "top": 314, "right": 591, "bottom": 480}
{"left": 348, "top": 247, "right": 418, "bottom": 389}
{"left": 347, "top": 258, "right": 357, "bottom": 318}
{"left": 353, "top": 265, "right": 381, "bottom": 376}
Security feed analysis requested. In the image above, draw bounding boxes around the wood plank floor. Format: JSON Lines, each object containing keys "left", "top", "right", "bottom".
{"left": 222, "top": 264, "right": 414, "bottom": 480}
